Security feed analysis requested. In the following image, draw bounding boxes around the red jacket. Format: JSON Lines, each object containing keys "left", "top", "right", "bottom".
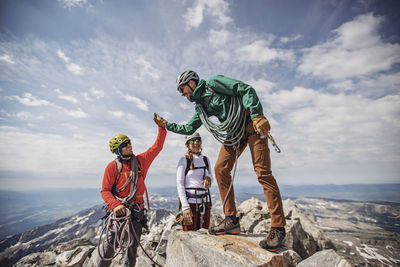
{"left": 101, "top": 126, "right": 167, "bottom": 210}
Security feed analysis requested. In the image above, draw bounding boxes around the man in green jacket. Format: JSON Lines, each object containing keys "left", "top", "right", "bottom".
{"left": 154, "top": 70, "right": 286, "bottom": 251}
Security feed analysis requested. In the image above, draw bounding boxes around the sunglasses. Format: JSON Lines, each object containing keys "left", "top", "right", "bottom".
{"left": 120, "top": 141, "right": 131, "bottom": 148}
{"left": 178, "top": 87, "right": 184, "bottom": 94}
{"left": 188, "top": 139, "right": 201, "bottom": 144}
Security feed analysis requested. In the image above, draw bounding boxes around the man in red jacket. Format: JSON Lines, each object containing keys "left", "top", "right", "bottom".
{"left": 98, "top": 116, "right": 166, "bottom": 267}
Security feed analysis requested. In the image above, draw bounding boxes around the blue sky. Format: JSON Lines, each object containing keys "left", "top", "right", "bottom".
{"left": 0, "top": 0, "right": 399, "bottom": 190}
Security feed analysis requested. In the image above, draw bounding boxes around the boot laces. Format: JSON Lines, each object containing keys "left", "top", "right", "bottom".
{"left": 267, "top": 228, "right": 280, "bottom": 241}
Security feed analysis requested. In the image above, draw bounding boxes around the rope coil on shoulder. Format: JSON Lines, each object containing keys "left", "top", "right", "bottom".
{"left": 196, "top": 96, "right": 247, "bottom": 147}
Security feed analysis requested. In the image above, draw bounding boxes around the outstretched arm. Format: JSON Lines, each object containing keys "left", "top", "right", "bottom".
{"left": 166, "top": 111, "right": 203, "bottom": 135}
{"left": 137, "top": 126, "right": 167, "bottom": 177}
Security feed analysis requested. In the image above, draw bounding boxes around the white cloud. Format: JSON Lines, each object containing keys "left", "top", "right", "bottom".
{"left": 208, "top": 29, "right": 231, "bottom": 47}
{"left": 264, "top": 87, "right": 400, "bottom": 166}
{"left": 359, "top": 72, "right": 400, "bottom": 92}
{"left": 57, "top": 49, "right": 85, "bottom": 75}
{"left": 57, "top": 49, "right": 70, "bottom": 62}
{"left": 135, "top": 57, "right": 160, "bottom": 80}
{"left": 109, "top": 110, "right": 125, "bottom": 118}
{"left": 329, "top": 80, "right": 356, "bottom": 92}
{"left": 55, "top": 88, "right": 79, "bottom": 103}
{"left": 15, "top": 112, "right": 33, "bottom": 120}
{"left": 298, "top": 13, "right": 400, "bottom": 80}
{"left": 59, "top": 0, "right": 88, "bottom": 9}
{"left": 247, "top": 78, "right": 277, "bottom": 94}
{"left": 64, "top": 108, "right": 87, "bottom": 118}
{"left": 280, "top": 34, "right": 302, "bottom": 43}
{"left": 81, "top": 88, "right": 104, "bottom": 101}
{"left": 90, "top": 88, "right": 104, "bottom": 99}
{"left": 0, "top": 54, "right": 15, "bottom": 64}
{"left": 184, "top": 0, "right": 232, "bottom": 31}
{"left": 236, "top": 40, "right": 295, "bottom": 64}
{"left": 117, "top": 90, "right": 149, "bottom": 112}
{"left": 67, "top": 63, "right": 85, "bottom": 75}
{"left": 0, "top": 130, "right": 108, "bottom": 188}
{"left": 125, "top": 95, "right": 149, "bottom": 112}
{"left": 10, "top": 93, "right": 52, "bottom": 107}
{"left": 59, "top": 95, "right": 79, "bottom": 103}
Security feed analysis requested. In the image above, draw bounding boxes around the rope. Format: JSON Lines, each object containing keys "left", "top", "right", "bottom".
{"left": 195, "top": 96, "right": 247, "bottom": 147}
{"left": 97, "top": 207, "right": 163, "bottom": 266}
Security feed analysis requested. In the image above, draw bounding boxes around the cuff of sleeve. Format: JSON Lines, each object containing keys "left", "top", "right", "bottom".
{"left": 250, "top": 113, "right": 263, "bottom": 120}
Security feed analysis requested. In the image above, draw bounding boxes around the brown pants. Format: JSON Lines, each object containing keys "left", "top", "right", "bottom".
{"left": 182, "top": 202, "right": 211, "bottom": 231}
{"left": 214, "top": 123, "right": 286, "bottom": 227}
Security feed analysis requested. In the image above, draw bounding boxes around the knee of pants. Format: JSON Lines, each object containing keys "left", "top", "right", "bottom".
{"left": 256, "top": 169, "right": 276, "bottom": 185}
{"left": 214, "top": 163, "right": 231, "bottom": 180}
{"left": 253, "top": 164, "right": 272, "bottom": 178}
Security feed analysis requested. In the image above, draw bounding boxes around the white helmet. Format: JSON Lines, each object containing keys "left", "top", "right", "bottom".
{"left": 185, "top": 132, "right": 201, "bottom": 144}
{"left": 176, "top": 70, "right": 199, "bottom": 89}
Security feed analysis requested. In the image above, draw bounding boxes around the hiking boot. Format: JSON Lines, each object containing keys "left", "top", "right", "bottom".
{"left": 208, "top": 217, "right": 241, "bottom": 235}
{"left": 259, "top": 227, "right": 286, "bottom": 252}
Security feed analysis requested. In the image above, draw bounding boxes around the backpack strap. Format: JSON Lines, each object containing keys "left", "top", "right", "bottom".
{"left": 185, "top": 155, "right": 210, "bottom": 177}
{"left": 203, "top": 156, "right": 210, "bottom": 173}
{"left": 111, "top": 159, "right": 123, "bottom": 196}
{"left": 185, "top": 157, "right": 191, "bottom": 176}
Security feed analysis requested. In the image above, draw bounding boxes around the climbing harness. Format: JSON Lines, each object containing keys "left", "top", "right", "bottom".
{"left": 98, "top": 155, "right": 162, "bottom": 266}
{"left": 175, "top": 156, "right": 212, "bottom": 225}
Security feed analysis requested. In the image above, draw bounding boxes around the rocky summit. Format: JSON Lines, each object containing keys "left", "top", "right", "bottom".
{"left": 3, "top": 196, "right": 398, "bottom": 266}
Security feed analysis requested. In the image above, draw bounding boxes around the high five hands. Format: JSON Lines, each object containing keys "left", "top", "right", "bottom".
{"left": 153, "top": 113, "right": 167, "bottom": 128}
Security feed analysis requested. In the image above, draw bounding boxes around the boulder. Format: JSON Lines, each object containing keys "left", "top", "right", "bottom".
{"left": 237, "top": 198, "right": 334, "bottom": 259}
{"left": 165, "top": 229, "right": 302, "bottom": 267}
{"left": 297, "top": 249, "right": 353, "bottom": 267}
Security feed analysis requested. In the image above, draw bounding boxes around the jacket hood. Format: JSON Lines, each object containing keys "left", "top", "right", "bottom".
{"left": 189, "top": 79, "right": 206, "bottom": 103}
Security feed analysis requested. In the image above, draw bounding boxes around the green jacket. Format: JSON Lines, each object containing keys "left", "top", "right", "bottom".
{"left": 166, "top": 75, "right": 264, "bottom": 135}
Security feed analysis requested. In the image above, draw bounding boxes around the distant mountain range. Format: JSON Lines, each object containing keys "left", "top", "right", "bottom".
{"left": 1, "top": 193, "right": 399, "bottom": 267}
{"left": 0, "top": 183, "right": 399, "bottom": 240}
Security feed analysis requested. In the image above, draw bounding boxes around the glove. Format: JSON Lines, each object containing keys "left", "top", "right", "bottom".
{"left": 153, "top": 113, "right": 168, "bottom": 128}
{"left": 252, "top": 115, "right": 271, "bottom": 137}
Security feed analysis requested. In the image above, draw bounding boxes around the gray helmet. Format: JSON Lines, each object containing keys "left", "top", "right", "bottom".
{"left": 185, "top": 132, "right": 201, "bottom": 144}
{"left": 176, "top": 70, "right": 199, "bottom": 89}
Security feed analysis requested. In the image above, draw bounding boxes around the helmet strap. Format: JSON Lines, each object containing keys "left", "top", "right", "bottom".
{"left": 116, "top": 146, "right": 132, "bottom": 160}
{"left": 188, "top": 82, "right": 196, "bottom": 92}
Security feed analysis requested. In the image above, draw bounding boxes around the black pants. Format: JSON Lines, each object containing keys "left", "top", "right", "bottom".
{"left": 97, "top": 209, "right": 145, "bottom": 267}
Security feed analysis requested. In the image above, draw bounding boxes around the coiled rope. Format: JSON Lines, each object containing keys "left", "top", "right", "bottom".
{"left": 97, "top": 207, "right": 162, "bottom": 266}
{"left": 195, "top": 96, "right": 247, "bottom": 147}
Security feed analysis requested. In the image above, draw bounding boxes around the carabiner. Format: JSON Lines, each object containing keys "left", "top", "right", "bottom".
{"left": 267, "top": 133, "right": 281, "bottom": 153}
{"left": 132, "top": 203, "right": 142, "bottom": 212}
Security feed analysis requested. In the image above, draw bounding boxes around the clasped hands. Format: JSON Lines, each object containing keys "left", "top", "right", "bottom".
{"left": 153, "top": 113, "right": 167, "bottom": 128}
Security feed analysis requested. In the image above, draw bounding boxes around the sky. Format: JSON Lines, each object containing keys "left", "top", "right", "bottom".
{"left": 0, "top": 0, "right": 399, "bottom": 190}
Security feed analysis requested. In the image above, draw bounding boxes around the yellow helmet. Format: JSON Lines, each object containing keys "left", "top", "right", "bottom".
{"left": 109, "top": 134, "right": 130, "bottom": 153}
